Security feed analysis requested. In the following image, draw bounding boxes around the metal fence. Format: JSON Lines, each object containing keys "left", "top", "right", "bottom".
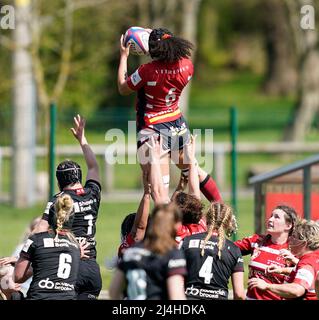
{"left": 1, "top": 142, "right": 319, "bottom": 203}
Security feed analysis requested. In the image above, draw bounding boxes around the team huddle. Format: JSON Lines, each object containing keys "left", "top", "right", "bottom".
{"left": 1, "top": 28, "right": 319, "bottom": 300}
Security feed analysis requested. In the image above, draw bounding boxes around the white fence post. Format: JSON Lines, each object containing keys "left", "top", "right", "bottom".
{"left": 213, "top": 144, "right": 225, "bottom": 190}
{"left": 104, "top": 160, "right": 114, "bottom": 194}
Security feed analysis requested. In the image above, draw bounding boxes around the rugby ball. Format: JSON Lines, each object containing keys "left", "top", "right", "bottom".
{"left": 123, "top": 27, "right": 151, "bottom": 56}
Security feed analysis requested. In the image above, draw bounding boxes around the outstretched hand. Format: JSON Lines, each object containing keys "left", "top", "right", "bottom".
{"left": 120, "top": 34, "right": 130, "bottom": 58}
{"left": 145, "top": 135, "right": 170, "bottom": 162}
{"left": 71, "top": 114, "right": 87, "bottom": 145}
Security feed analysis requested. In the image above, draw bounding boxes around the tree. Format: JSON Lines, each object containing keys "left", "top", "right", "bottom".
{"left": 261, "top": 0, "right": 298, "bottom": 95}
{"left": 12, "top": 0, "right": 36, "bottom": 207}
{"left": 283, "top": 0, "right": 319, "bottom": 141}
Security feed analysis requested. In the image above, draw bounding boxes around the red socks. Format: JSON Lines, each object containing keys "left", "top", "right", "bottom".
{"left": 200, "top": 174, "right": 223, "bottom": 202}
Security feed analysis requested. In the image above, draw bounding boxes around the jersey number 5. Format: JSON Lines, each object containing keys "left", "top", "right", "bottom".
{"left": 199, "top": 256, "right": 214, "bottom": 284}
{"left": 57, "top": 253, "right": 72, "bottom": 279}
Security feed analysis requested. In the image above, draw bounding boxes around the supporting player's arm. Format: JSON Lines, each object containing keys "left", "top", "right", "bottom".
{"left": 109, "top": 269, "right": 126, "bottom": 300}
{"left": 130, "top": 169, "right": 151, "bottom": 242}
{"left": 146, "top": 136, "right": 170, "bottom": 205}
{"left": 118, "top": 34, "right": 134, "bottom": 96}
{"left": 167, "top": 275, "right": 186, "bottom": 300}
{"left": 186, "top": 135, "right": 201, "bottom": 200}
{"left": 14, "top": 257, "right": 33, "bottom": 283}
{"left": 71, "top": 114, "right": 100, "bottom": 183}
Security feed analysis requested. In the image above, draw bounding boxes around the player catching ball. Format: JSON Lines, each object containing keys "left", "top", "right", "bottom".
{"left": 117, "top": 27, "right": 222, "bottom": 202}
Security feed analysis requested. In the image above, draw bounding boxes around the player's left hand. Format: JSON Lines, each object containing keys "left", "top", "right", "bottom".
{"left": 78, "top": 238, "right": 90, "bottom": 260}
{"left": 71, "top": 114, "right": 86, "bottom": 145}
{"left": 120, "top": 34, "right": 130, "bottom": 58}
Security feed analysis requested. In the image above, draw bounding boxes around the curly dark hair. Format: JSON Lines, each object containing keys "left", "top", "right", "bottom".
{"left": 148, "top": 28, "right": 194, "bottom": 63}
{"left": 174, "top": 192, "right": 204, "bottom": 224}
{"left": 121, "top": 213, "right": 136, "bottom": 238}
{"left": 56, "top": 160, "right": 82, "bottom": 191}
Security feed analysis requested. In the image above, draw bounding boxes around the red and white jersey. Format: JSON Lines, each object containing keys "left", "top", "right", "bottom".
{"left": 235, "top": 234, "right": 290, "bottom": 300}
{"left": 127, "top": 58, "right": 194, "bottom": 128}
{"left": 175, "top": 218, "right": 207, "bottom": 245}
{"left": 287, "top": 250, "right": 319, "bottom": 300}
{"left": 118, "top": 233, "right": 135, "bottom": 258}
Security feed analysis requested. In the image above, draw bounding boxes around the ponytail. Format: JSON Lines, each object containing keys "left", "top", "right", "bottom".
{"left": 54, "top": 194, "right": 74, "bottom": 241}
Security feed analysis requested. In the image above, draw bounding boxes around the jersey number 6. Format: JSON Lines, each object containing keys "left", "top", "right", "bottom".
{"left": 57, "top": 253, "right": 72, "bottom": 279}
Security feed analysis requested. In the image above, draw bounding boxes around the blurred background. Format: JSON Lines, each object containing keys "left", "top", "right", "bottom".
{"left": 0, "top": 0, "right": 319, "bottom": 291}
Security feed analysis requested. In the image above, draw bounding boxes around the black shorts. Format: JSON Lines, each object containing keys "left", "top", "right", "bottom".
{"left": 137, "top": 116, "right": 191, "bottom": 151}
{"left": 75, "top": 259, "right": 102, "bottom": 300}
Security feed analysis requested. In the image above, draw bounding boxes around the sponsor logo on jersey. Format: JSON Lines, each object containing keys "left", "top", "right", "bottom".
{"left": 188, "top": 239, "right": 218, "bottom": 250}
{"left": 131, "top": 70, "right": 142, "bottom": 86}
{"left": 54, "top": 237, "right": 78, "bottom": 249}
{"left": 189, "top": 239, "right": 200, "bottom": 248}
{"left": 73, "top": 199, "right": 96, "bottom": 213}
{"left": 43, "top": 238, "right": 54, "bottom": 248}
{"left": 185, "top": 285, "right": 227, "bottom": 299}
{"left": 38, "top": 278, "right": 74, "bottom": 291}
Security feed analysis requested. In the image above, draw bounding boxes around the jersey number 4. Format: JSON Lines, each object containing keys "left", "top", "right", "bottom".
{"left": 57, "top": 253, "right": 72, "bottom": 279}
{"left": 199, "top": 256, "right": 214, "bottom": 284}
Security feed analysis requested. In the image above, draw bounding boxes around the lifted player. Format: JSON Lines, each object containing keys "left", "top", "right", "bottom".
{"left": 118, "top": 27, "right": 222, "bottom": 203}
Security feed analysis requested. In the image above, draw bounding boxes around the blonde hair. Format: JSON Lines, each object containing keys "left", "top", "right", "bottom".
{"left": 292, "top": 219, "right": 319, "bottom": 251}
{"left": 20, "top": 216, "right": 42, "bottom": 243}
{"left": 144, "top": 204, "right": 182, "bottom": 255}
{"left": 201, "top": 202, "right": 237, "bottom": 259}
{"left": 54, "top": 194, "right": 77, "bottom": 244}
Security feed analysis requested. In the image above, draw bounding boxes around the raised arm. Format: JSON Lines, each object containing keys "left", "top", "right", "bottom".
{"left": 109, "top": 269, "right": 126, "bottom": 300}
{"left": 130, "top": 169, "right": 151, "bottom": 242}
{"left": 167, "top": 275, "right": 186, "bottom": 300}
{"left": 117, "top": 35, "right": 134, "bottom": 96}
{"left": 71, "top": 114, "right": 100, "bottom": 183}
{"left": 170, "top": 173, "right": 188, "bottom": 202}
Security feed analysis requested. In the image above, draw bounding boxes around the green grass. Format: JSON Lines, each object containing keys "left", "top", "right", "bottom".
{"left": 0, "top": 197, "right": 254, "bottom": 291}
